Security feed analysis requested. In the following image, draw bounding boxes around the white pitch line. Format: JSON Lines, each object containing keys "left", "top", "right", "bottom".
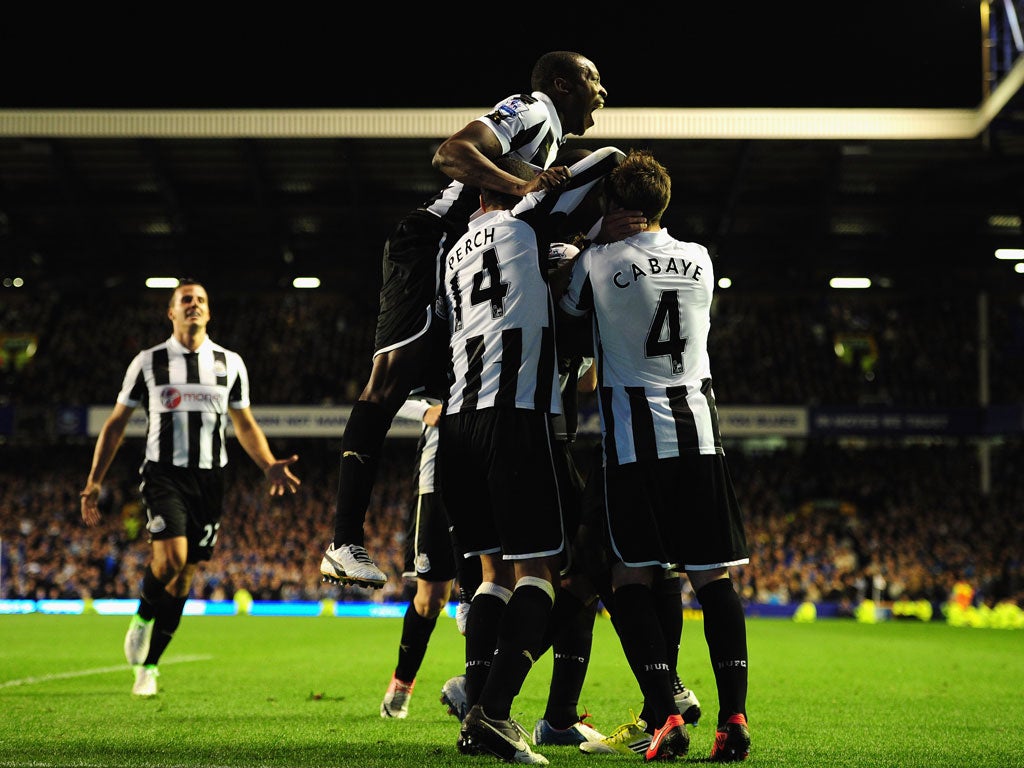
{"left": 0, "top": 654, "right": 213, "bottom": 689}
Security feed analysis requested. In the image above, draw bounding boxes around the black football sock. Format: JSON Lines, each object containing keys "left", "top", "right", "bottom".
{"left": 478, "top": 580, "right": 554, "bottom": 721}
{"left": 137, "top": 566, "right": 165, "bottom": 622}
{"left": 696, "top": 578, "right": 748, "bottom": 725}
{"left": 607, "top": 592, "right": 665, "bottom": 729}
{"left": 394, "top": 602, "right": 438, "bottom": 683}
{"left": 333, "top": 400, "right": 391, "bottom": 546}
{"left": 464, "top": 587, "right": 509, "bottom": 710}
{"left": 456, "top": 554, "right": 482, "bottom": 604}
{"left": 143, "top": 595, "right": 187, "bottom": 665}
{"left": 539, "top": 586, "right": 584, "bottom": 654}
{"left": 655, "top": 573, "right": 683, "bottom": 678}
{"left": 610, "top": 583, "right": 676, "bottom": 730}
{"left": 543, "top": 597, "right": 596, "bottom": 728}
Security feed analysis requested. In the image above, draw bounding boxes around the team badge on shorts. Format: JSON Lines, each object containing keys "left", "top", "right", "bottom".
{"left": 414, "top": 553, "right": 431, "bottom": 574}
{"left": 147, "top": 515, "right": 166, "bottom": 533}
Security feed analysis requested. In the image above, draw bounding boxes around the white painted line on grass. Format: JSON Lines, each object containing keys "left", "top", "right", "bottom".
{"left": 0, "top": 654, "right": 213, "bottom": 689}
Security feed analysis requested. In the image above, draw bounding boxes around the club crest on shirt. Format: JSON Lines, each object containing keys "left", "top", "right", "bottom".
{"left": 214, "top": 359, "right": 228, "bottom": 377}
{"left": 161, "top": 387, "right": 181, "bottom": 408}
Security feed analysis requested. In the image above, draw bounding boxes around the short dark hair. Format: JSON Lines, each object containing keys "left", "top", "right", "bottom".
{"left": 481, "top": 156, "right": 537, "bottom": 209}
{"left": 169, "top": 277, "right": 205, "bottom": 307}
{"left": 531, "top": 51, "right": 587, "bottom": 92}
{"left": 607, "top": 150, "right": 671, "bottom": 223}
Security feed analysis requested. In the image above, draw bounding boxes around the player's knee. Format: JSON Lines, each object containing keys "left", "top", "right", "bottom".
{"left": 687, "top": 567, "right": 729, "bottom": 594}
{"left": 414, "top": 582, "right": 452, "bottom": 618}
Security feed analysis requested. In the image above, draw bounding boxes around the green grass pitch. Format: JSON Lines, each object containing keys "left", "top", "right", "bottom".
{"left": 1, "top": 612, "right": 1021, "bottom": 767}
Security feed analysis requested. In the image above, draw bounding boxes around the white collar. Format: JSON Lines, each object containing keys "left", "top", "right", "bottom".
{"left": 166, "top": 335, "right": 210, "bottom": 354}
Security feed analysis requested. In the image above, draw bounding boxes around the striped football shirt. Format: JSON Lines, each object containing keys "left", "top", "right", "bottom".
{"left": 559, "top": 230, "right": 725, "bottom": 464}
{"left": 422, "top": 91, "right": 566, "bottom": 227}
{"left": 441, "top": 147, "right": 625, "bottom": 415}
{"left": 116, "top": 335, "right": 250, "bottom": 469}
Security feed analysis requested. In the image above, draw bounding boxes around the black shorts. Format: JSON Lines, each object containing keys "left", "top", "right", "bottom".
{"left": 374, "top": 209, "right": 460, "bottom": 356}
{"left": 402, "top": 491, "right": 458, "bottom": 583}
{"left": 605, "top": 453, "right": 749, "bottom": 571}
{"left": 552, "top": 437, "right": 585, "bottom": 537}
{"left": 551, "top": 434, "right": 588, "bottom": 575}
{"left": 439, "top": 408, "right": 565, "bottom": 561}
{"left": 564, "top": 441, "right": 614, "bottom": 587}
{"left": 139, "top": 461, "right": 225, "bottom": 563}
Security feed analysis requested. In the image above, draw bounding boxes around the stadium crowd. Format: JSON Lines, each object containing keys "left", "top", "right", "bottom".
{"left": 2, "top": 437, "right": 1021, "bottom": 616}
{"left": 3, "top": 288, "right": 1023, "bottom": 408}
{"left": 1, "top": 287, "right": 1022, "bottom": 615}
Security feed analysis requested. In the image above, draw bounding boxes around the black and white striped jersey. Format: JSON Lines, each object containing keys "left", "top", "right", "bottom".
{"left": 116, "top": 335, "right": 250, "bottom": 469}
{"left": 440, "top": 146, "right": 625, "bottom": 416}
{"left": 510, "top": 145, "right": 625, "bottom": 244}
{"left": 421, "top": 91, "right": 565, "bottom": 227}
{"left": 441, "top": 209, "right": 562, "bottom": 415}
{"left": 559, "top": 230, "right": 724, "bottom": 464}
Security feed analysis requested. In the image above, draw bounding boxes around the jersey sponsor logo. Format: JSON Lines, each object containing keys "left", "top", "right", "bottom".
{"left": 160, "top": 385, "right": 224, "bottom": 409}
{"left": 161, "top": 387, "right": 181, "bottom": 408}
{"left": 147, "top": 515, "right": 166, "bottom": 534}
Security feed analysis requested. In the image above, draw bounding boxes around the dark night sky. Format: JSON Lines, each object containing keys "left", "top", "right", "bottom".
{"left": 1, "top": 1, "right": 983, "bottom": 110}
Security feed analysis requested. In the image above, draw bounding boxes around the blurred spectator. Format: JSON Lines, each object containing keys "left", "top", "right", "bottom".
{"left": 4, "top": 287, "right": 1015, "bottom": 408}
{"left": 3, "top": 287, "right": 1022, "bottom": 611}
{"left": 2, "top": 439, "right": 1021, "bottom": 614}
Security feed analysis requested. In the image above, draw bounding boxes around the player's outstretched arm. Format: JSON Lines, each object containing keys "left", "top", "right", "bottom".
{"left": 229, "top": 407, "right": 301, "bottom": 496}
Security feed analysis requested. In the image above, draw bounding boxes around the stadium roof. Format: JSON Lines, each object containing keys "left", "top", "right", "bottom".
{"left": 1, "top": 2, "right": 1022, "bottom": 295}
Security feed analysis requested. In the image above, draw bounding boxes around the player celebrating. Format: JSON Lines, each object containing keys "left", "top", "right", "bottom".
{"left": 80, "top": 279, "right": 300, "bottom": 697}
{"left": 320, "top": 51, "right": 608, "bottom": 589}
{"left": 557, "top": 150, "right": 752, "bottom": 762}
